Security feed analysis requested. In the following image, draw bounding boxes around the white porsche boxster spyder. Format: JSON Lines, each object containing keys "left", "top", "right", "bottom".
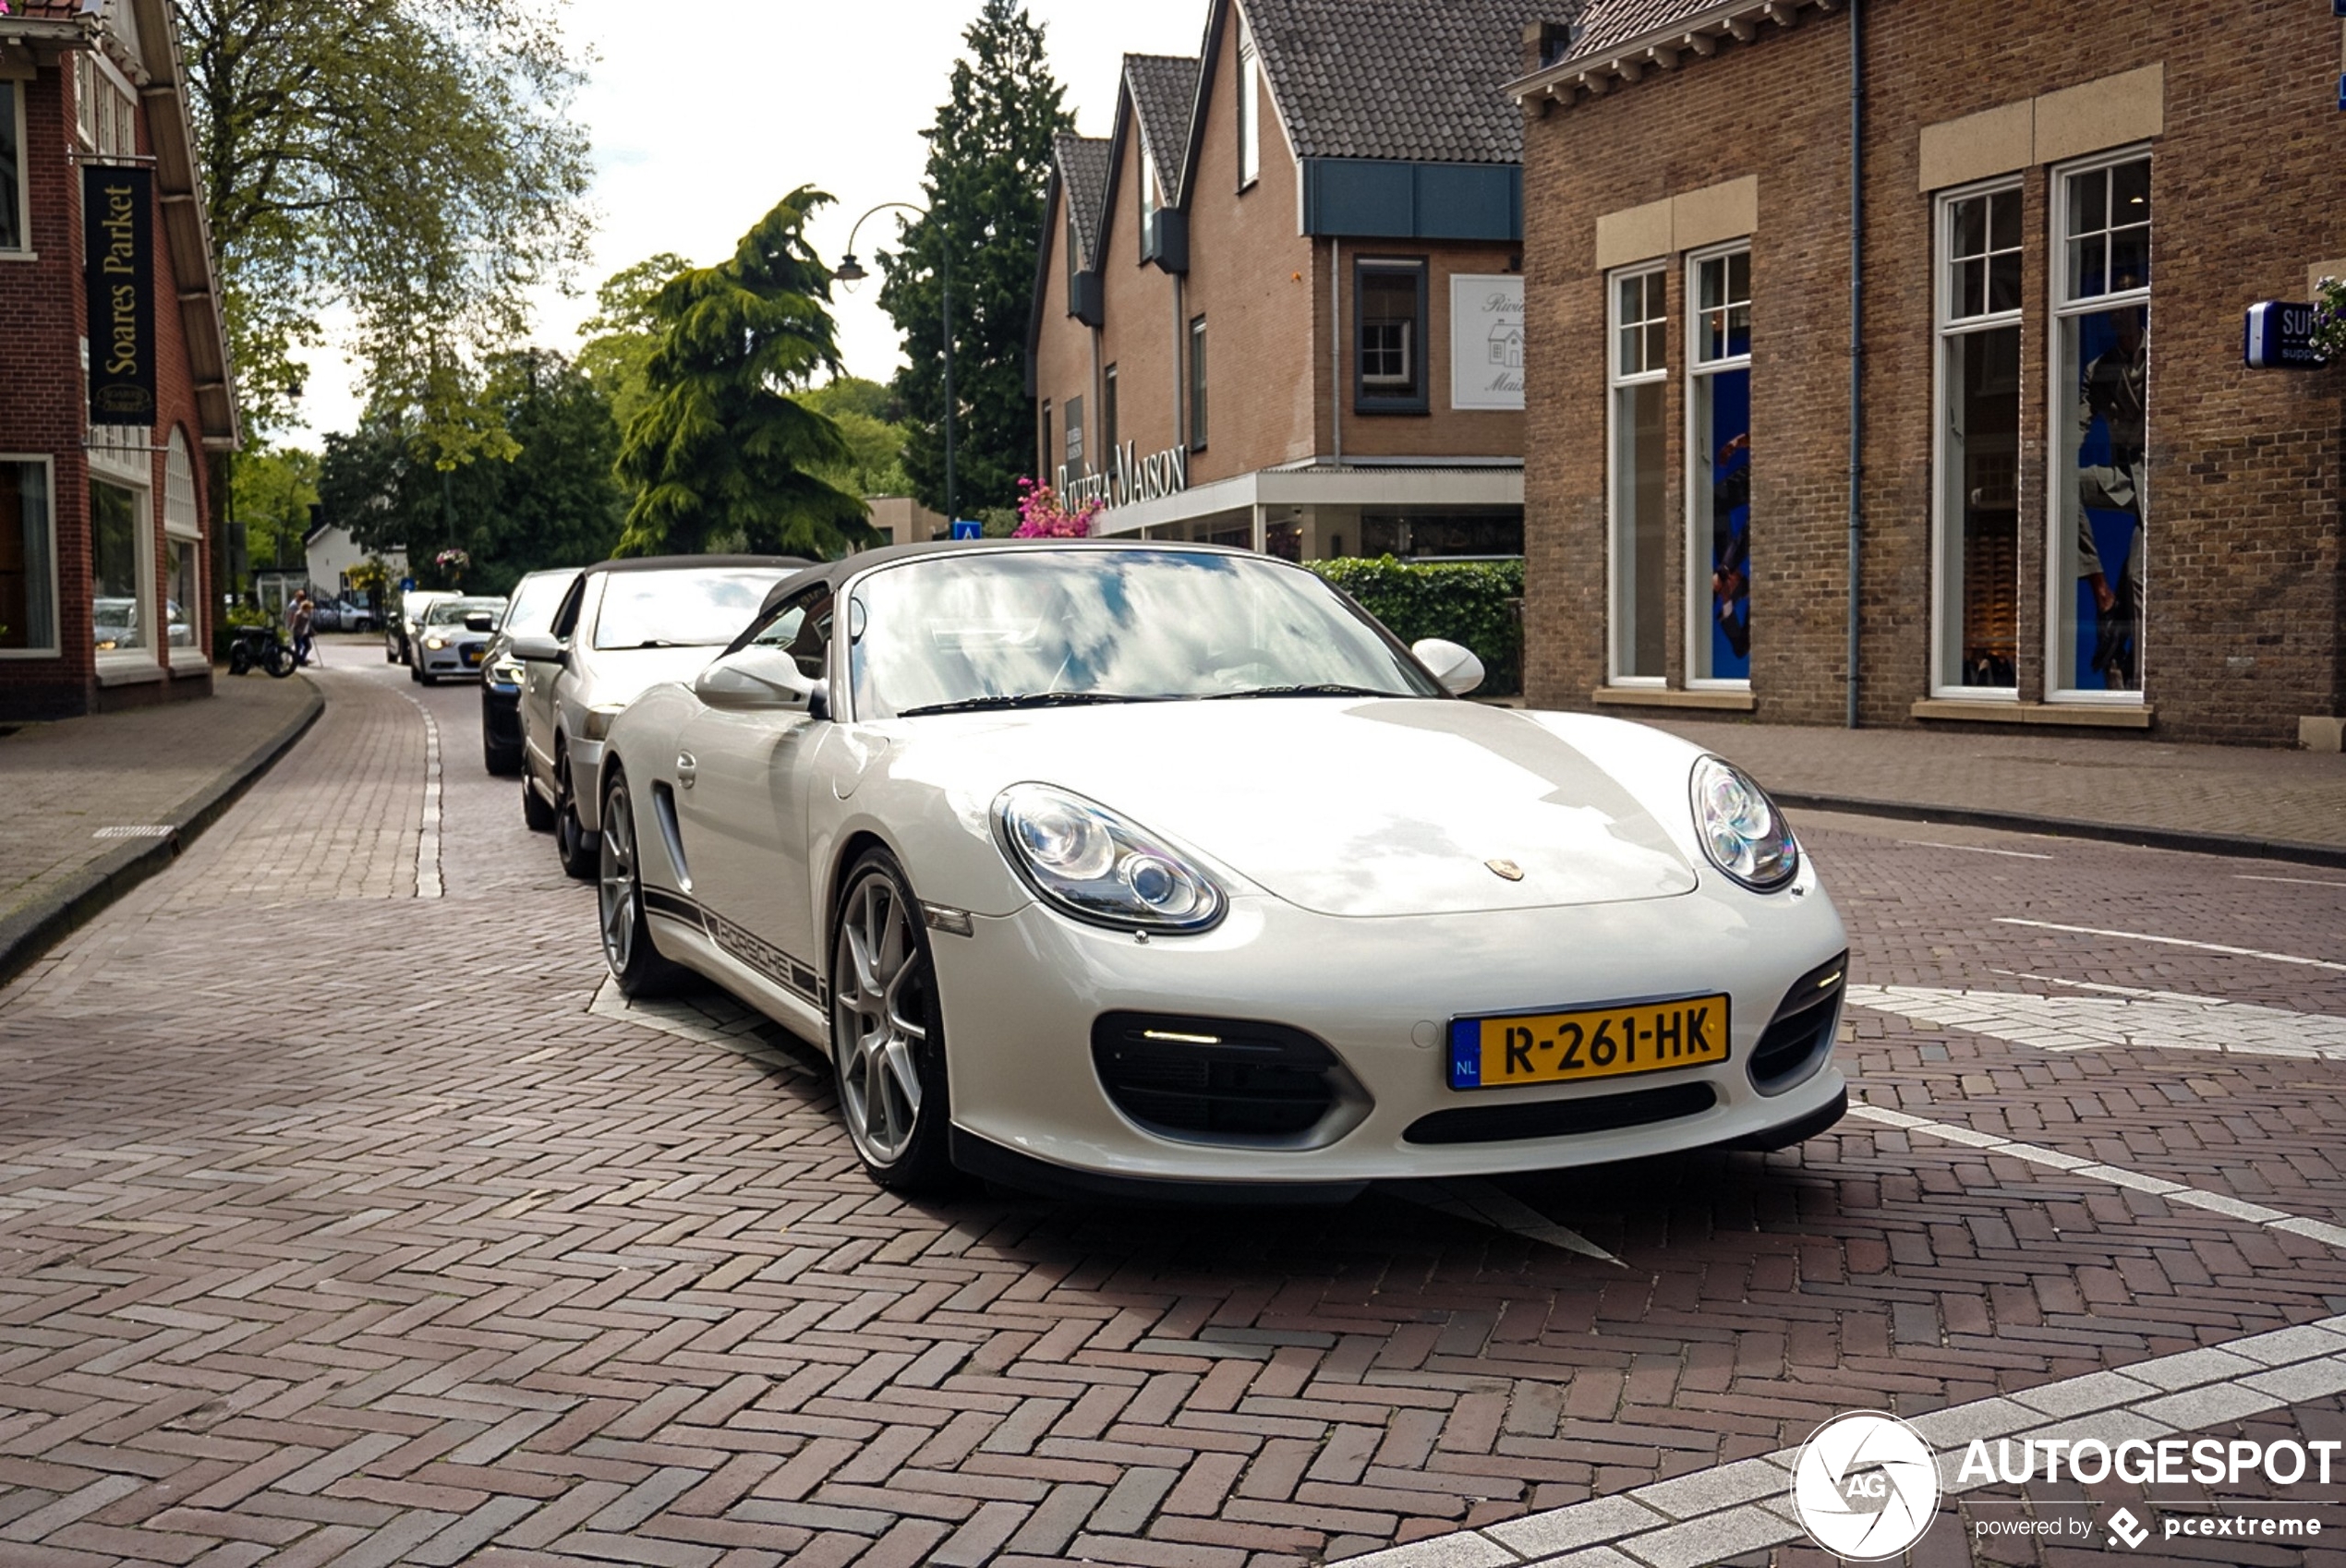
{"left": 595, "top": 540, "right": 1849, "bottom": 1200}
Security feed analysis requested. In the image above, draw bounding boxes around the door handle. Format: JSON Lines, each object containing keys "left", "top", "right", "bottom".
{"left": 676, "top": 752, "right": 697, "bottom": 789}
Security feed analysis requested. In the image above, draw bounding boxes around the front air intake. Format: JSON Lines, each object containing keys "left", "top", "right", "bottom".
{"left": 1091, "top": 1013, "right": 1360, "bottom": 1145}
{"left": 1749, "top": 950, "right": 1848, "bottom": 1096}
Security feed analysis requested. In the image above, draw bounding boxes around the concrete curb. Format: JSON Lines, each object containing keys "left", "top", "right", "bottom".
{"left": 1775, "top": 790, "right": 2346, "bottom": 871}
{"left": 0, "top": 675, "right": 327, "bottom": 988}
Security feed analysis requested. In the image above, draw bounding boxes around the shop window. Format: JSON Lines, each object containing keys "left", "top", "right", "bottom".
{"left": 1360, "top": 513, "right": 1523, "bottom": 560}
{"left": 1355, "top": 259, "right": 1427, "bottom": 413}
{"left": 1103, "top": 364, "right": 1119, "bottom": 459}
{"left": 1687, "top": 245, "right": 1750, "bottom": 684}
{"left": 1237, "top": 27, "right": 1261, "bottom": 190}
{"left": 0, "top": 459, "right": 58, "bottom": 655}
{"left": 91, "top": 480, "right": 147, "bottom": 655}
{"left": 1608, "top": 268, "right": 1667, "bottom": 683}
{"left": 1189, "top": 317, "right": 1208, "bottom": 452}
{"left": 0, "top": 82, "right": 24, "bottom": 253}
{"left": 2052, "top": 153, "right": 2149, "bottom": 698}
{"left": 1934, "top": 184, "right": 2022, "bottom": 694}
{"left": 1064, "top": 393, "right": 1085, "bottom": 479}
{"left": 165, "top": 432, "right": 202, "bottom": 657}
{"left": 167, "top": 541, "right": 199, "bottom": 649}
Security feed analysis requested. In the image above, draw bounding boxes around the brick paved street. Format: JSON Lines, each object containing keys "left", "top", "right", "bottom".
{"left": 4, "top": 664, "right": 2346, "bottom": 1566}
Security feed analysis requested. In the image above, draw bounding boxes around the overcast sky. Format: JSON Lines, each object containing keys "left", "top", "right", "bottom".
{"left": 281, "top": 1, "right": 1205, "bottom": 443}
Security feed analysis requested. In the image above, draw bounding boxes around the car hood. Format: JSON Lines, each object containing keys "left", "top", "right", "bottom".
{"left": 889, "top": 699, "right": 1699, "bottom": 917}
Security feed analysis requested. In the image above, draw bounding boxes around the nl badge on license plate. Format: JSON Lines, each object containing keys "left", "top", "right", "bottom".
{"left": 1448, "top": 995, "right": 1730, "bottom": 1091}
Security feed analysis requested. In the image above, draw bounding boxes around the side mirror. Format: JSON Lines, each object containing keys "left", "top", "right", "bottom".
{"left": 464, "top": 612, "right": 496, "bottom": 633}
{"left": 695, "top": 647, "right": 817, "bottom": 710}
{"left": 1412, "top": 637, "right": 1486, "bottom": 696}
{"left": 510, "top": 633, "right": 565, "bottom": 664}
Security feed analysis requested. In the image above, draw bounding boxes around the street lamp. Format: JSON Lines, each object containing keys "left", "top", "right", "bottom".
{"left": 834, "top": 200, "right": 958, "bottom": 529}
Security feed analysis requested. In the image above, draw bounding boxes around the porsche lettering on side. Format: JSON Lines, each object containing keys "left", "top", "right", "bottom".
{"left": 595, "top": 541, "right": 1850, "bottom": 1200}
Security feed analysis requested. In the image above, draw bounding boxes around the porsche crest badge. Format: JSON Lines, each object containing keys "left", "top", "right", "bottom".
{"left": 1485, "top": 859, "right": 1525, "bottom": 881}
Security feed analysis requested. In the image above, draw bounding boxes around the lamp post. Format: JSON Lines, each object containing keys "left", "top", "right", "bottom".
{"left": 833, "top": 201, "right": 957, "bottom": 530}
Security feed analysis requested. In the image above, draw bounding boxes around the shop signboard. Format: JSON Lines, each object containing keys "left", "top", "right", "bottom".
{"left": 83, "top": 164, "right": 156, "bottom": 427}
{"left": 1449, "top": 273, "right": 1525, "bottom": 411}
{"left": 2244, "top": 301, "right": 2324, "bottom": 368}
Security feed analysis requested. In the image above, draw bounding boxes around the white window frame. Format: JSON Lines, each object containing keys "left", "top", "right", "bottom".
{"left": 1684, "top": 239, "right": 1751, "bottom": 691}
{"left": 0, "top": 453, "right": 61, "bottom": 658}
{"left": 1930, "top": 175, "right": 2025, "bottom": 700}
{"left": 2044, "top": 145, "right": 2151, "bottom": 707}
{"left": 1237, "top": 25, "right": 1261, "bottom": 191}
{"left": 1606, "top": 263, "right": 1668, "bottom": 687}
{"left": 164, "top": 430, "right": 205, "bottom": 671}
{"left": 0, "top": 78, "right": 30, "bottom": 259}
{"left": 91, "top": 472, "right": 157, "bottom": 677}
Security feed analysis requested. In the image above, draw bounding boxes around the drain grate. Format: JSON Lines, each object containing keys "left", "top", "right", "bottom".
{"left": 92, "top": 826, "right": 173, "bottom": 839}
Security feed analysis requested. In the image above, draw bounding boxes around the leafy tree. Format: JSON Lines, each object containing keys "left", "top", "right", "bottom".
{"left": 176, "top": 0, "right": 594, "bottom": 452}
{"left": 317, "top": 349, "right": 623, "bottom": 594}
{"left": 613, "top": 188, "right": 873, "bottom": 559}
{"left": 232, "top": 444, "right": 321, "bottom": 571}
{"left": 577, "top": 252, "right": 692, "bottom": 437}
{"left": 878, "top": 0, "right": 1070, "bottom": 519}
{"left": 794, "top": 377, "right": 913, "bottom": 499}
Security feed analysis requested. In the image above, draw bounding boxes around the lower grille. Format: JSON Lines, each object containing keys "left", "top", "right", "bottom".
{"left": 1404, "top": 1081, "right": 1716, "bottom": 1145}
{"left": 1749, "top": 951, "right": 1847, "bottom": 1095}
{"left": 1092, "top": 1013, "right": 1349, "bottom": 1142}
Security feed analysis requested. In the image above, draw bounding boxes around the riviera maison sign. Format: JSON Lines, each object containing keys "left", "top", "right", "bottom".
{"left": 83, "top": 165, "right": 156, "bottom": 427}
{"left": 1449, "top": 273, "right": 1524, "bottom": 411}
{"left": 1058, "top": 440, "right": 1189, "bottom": 510}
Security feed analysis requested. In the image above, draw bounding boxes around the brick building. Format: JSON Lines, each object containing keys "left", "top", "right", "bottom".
{"left": 1027, "top": 0, "right": 1556, "bottom": 561}
{"left": 1511, "top": 0, "right": 2346, "bottom": 747}
{"left": 0, "top": 0, "right": 238, "bottom": 721}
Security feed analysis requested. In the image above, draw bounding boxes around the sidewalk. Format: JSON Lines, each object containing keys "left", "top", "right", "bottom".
{"left": 1655, "top": 718, "right": 2346, "bottom": 864}
{"left": 0, "top": 669, "right": 322, "bottom": 983}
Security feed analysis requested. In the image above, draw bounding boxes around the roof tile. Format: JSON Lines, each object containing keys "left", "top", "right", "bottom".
{"left": 1561, "top": 0, "right": 1720, "bottom": 62}
{"left": 1052, "top": 131, "right": 1113, "bottom": 267}
{"left": 1123, "top": 54, "right": 1200, "bottom": 199}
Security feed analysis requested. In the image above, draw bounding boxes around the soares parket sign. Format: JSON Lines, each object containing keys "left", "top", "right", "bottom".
{"left": 83, "top": 164, "right": 156, "bottom": 427}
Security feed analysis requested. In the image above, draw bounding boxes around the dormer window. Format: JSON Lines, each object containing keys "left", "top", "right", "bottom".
{"left": 1237, "top": 24, "right": 1261, "bottom": 190}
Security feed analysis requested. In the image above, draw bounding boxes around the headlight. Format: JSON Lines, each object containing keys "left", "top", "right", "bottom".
{"left": 424, "top": 635, "right": 446, "bottom": 650}
{"left": 1690, "top": 755, "right": 1798, "bottom": 891}
{"left": 488, "top": 657, "right": 525, "bottom": 685}
{"left": 995, "top": 784, "right": 1225, "bottom": 932}
{"left": 581, "top": 703, "right": 626, "bottom": 742}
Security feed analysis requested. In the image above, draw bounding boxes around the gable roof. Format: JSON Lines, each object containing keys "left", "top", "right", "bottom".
{"left": 1508, "top": 0, "right": 1842, "bottom": 107}
{"left": 1239, "top": 0, "right": 1570, "bottom": 165}
{"left": 1123, "top": 54, "right": 1200, "bottom": 200}
{"left": 1051, "top": 131, "right": 1113, "bottom": 268}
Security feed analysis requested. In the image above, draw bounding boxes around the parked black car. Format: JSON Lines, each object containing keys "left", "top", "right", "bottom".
{"left": 479, "top": 568, "right": 580, "bottom": 775}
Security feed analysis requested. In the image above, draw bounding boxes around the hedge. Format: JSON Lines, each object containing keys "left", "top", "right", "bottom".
{"left": 1306, "top": 555, "right": 1523, "bottom": 696}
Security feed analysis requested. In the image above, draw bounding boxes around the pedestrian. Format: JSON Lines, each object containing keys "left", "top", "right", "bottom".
{"left": 289, "top": 592, "right": 320, "bottom": 668}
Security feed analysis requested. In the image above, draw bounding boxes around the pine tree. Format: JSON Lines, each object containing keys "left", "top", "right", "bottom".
{"left": 878, "top": 1, "right": 1072, "bottom": 520}
{"left": 614, "top": 189, "right": 874, "bottom": 559}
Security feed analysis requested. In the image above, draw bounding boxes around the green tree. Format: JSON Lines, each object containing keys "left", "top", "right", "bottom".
{"left": 878, "top": 0, "right": 1070, "bottom": 519}
{"left": 177, "top": 0, "right": 595, "bottom": 452}
{"left": 793, "top": 377, "right": 913, "bottom": 499}
{"left": 577, "top": 252, "right": 692, "bottom": 436}
{"left": 613, "top": 188, "right": 873, "bottom": 559}
{"left": 232, "top": 444, "right": 321, "bottom": 571}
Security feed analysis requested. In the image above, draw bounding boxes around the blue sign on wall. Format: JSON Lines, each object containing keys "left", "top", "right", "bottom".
{"left": 949, "top": 520, "right": 983, "bottom": 540}
{"left": 2244, "top": 301, "right": 2325, "bottom": 368}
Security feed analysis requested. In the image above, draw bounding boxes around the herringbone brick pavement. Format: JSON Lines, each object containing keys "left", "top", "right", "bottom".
{"left": 1, "top": 668, "right": 2343, "bottom": 1565}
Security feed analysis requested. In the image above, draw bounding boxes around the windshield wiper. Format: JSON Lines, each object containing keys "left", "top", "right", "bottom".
{"left": 1202, "top": 682, "right": 1405, "bottom": 700}
{"left": 897, "top": 692, "right": 1168, "bottom": 718}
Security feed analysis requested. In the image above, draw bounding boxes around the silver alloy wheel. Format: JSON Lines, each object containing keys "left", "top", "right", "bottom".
{"left": 598, "top": 781, "right": 639, "bottom": 975}
{"left": 832, "top": 870, "right": 928, "bottom": 1168}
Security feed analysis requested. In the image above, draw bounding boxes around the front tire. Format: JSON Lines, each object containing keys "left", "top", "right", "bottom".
{"left": 264, "top": 642, "right": 297, "bottom": 678}
{"left": 599, "top": 770, "right": 687, "bottom": 998}
{"left": 830, "top": 849, "right": 955, "bottom": 1193}
{"left": 522, "top": 775, "right": 555, "bottom": 832}
{"left": 553, "top": 748, "right": 597, "bottom": 881}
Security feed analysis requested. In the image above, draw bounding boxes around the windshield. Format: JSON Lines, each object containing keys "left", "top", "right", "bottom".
{"left": 425, "top": 597, "right": 505, "bottom": 627}
{"left": 849, "top": 549, "right": 1440, "bottom": 719}
{"left": 593, "top": 569, "right": 787, "bottom": 651}
{"left": 503, "top": 573, "right": 575, "bottom": 639}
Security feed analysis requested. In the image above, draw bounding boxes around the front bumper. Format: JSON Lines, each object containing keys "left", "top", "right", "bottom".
{"left": 928, "top": 875, "right": 1849, "bottom": 1189}
{"left": 416, "top": 644, "right": 488, "bottom": 678}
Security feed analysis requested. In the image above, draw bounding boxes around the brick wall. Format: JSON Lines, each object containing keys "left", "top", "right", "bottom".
{"left": 1520, "top": 0, "right": 2346, "bottom": 746}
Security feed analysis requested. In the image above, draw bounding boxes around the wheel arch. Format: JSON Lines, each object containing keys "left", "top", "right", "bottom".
{"left": 822, "top": 828, "right": 901, "bottom": 962}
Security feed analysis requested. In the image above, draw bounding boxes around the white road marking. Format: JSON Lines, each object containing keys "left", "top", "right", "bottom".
{"left": 1380, "top": 1177, "right": 1621, "bottom": 1264}
{"left": 2236, "top": 873, "right": 2346, "bottom": 889}
{"left": 1900, "top": 839, "right": 2054, "bottom": 860}
{"left": 589, "top": 975, "right": 821, "bottom": 1079}
{"left": 394, "top": 687, "right": 444, "bottom": 899}
{"left": 1994, "top": 917, "right": 2346, "bottom": 973}
{"left": 1845, "top": 982, "right": 2346, "bottom": 1061}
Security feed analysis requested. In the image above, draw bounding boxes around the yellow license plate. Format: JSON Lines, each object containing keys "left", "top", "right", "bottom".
{"left": 1446, "top": 995, "right": 1730, "bottom": 1090}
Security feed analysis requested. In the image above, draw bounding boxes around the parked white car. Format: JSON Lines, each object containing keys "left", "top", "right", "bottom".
{"left": 509, "top": 556, "right": 808, "bottom": 879}
{"left": 592, "top": 541, "right": 1850, "bottom": 1200}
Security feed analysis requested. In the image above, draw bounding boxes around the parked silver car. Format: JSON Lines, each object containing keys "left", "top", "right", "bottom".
{"left": 510, "top": 556, "right": 807, "bottom": 878}
{"left": 410, "top": 595, "right": 508, "bottom": 684}
{"left": 386, "top": 589, "right": 451, "bottom": 666}
{"left": 480, "top": 568, "right": 582, "bottom": 776}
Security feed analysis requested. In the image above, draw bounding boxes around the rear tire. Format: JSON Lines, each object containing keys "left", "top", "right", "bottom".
{"left": 599, "top": 769, "right": 688, "bottom": 998}
{"left": 228, "top": 644, "right": 251, "bottom": 676}
{"left": 830, "top": 849, "right": 956, "bottom": 1194}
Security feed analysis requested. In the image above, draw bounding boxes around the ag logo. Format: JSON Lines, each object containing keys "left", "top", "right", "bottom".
{"left": 1789, "top": 1411, "right": 1941, "bottom": 1561}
